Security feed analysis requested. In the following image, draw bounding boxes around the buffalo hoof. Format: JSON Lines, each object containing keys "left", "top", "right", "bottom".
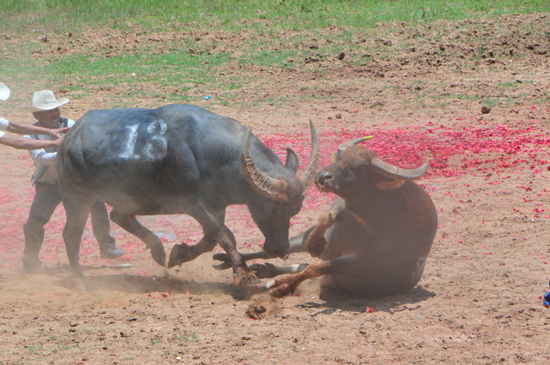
{"left": 233, "top": 267, "right": 261, "bottom": 287}
{"left": 211, "top": 252, "right": 231, "bottom": 271}
{"left": 306, "top": 234, "right": 327, "bottom": 258}
{"left": 266, "top": 278, "right": 299, "bottom": 298}
{"left": 212, "top": 262, "right": 232, "bottom": 271}
{"left": 150, "top": 242, "right": 167, "bottom": 267}
{"left": 212, "top": 252, "right": 230, "bottom": 263}
{"left": 70, "top": 263, "right": 85, "bottom": 278}
{"left": 69, "top": 276, "right": 87, "bottom": 294}
{"left": 167, "top": 243, "right": 193, "bottom": 268}
{"left": 19, "top": 262, "right": 44, "bottom": 274}
{"left": 249, "top": 263, "right": 279, "bottom": 279}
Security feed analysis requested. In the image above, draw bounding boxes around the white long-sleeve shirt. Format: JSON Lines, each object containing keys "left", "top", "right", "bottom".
{"left": 0, "top": 117, "right": 8, "bottom": 138}
{"left": 25, "top": 118, "right": 75, "bottom": 184}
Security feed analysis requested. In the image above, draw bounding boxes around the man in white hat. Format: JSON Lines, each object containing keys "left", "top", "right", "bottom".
{"left": 0, "top": 83, "right": 68, "bottom": 149}
{"left": 21, "top": 90, "right": 124, "bottom": 272}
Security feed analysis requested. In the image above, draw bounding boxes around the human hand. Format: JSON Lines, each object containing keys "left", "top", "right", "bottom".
{"left": 51, "top": 136, "right": 64, "bottom": 147}
{"left": 49, "top": 127, "right": 70, "bottom": 138}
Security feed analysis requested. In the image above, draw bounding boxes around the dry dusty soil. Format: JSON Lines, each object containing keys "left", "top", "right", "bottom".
{"left": 1, "top": 12, "right": 550, "bottom": 365}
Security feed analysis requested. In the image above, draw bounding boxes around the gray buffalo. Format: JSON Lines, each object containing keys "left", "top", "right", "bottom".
{"left": 57, "top": 104, "right": 319, "bottom": 287}
{"left": 214, "top": 137, "right": 437, "bottom": 297}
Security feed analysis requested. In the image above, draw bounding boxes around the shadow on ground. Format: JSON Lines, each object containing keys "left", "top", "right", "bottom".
{"left": 295, "top": 285, "right": 436, "bottom": 316}
{"left": 46, "top": 263, "right": 435, "bottom": 310}
{"left": 53, "top": 271, "right": 266, "bottom": 301}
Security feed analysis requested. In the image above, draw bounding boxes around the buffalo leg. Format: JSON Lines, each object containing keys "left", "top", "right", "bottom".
{"left": 168, "top": 233, "right": 218, "bottom": 268}
{"left": 248, "top": 231, "right": 314, "bottom": 277}
{"left": 220, "top": 225, "right": 261, "bottom": 287}
{"left": 168, "top": 209, "right": 226, "bottom": 268}
{"left": 249, "top": 262, "right": 310, "bottom": 279}
{"left": 168, "top": 207, "right": 261, "bottom": 288}
{"left": 219, "top": 224, "right": 262, "bottom": 286}
{"left": 61, "top": 191, "right": 96, "bottom": 277}
{"left": 212, "top": 226, "right": 315, "bottom": 270}
{"left": 109, "top": 209, "right": 166, "bottom": 267}
{"left": 306, "top": 198, "right": 346, "bottom": 257}
{"left": 191, "top": 205, "right": 260, "bottom": 287}
{"left": 266, "top": 254, "right": 362, "bottom": 298}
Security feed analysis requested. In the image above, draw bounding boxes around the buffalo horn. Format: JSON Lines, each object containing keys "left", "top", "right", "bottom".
{"left": 370, "top": 157, "right": 429, "bottom": 181}
{"left": 298, "top": 120, "right": 321, "bottom": 194}
{"left": 336, "top": 136, "right": 373, "bottom": 158}
{"left": 242, "top": 125, "right": 289, "bottom": 202}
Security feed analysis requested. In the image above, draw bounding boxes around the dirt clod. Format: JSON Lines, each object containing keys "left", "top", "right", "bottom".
{"left": 245, "top": 304, "right": 267, "bottom": 319}
{"left": 481, "top": 106, "right": 492, "bottom": 114}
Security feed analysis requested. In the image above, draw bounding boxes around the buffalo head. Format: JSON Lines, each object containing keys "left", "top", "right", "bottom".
{"left": 317, "top": 137, "right": 428, "bottom": 199}
{"left": 242, "top": 121, "right": 320, "bottom": 258}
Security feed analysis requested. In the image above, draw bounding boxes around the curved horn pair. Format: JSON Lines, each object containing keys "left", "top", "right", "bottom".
{"left": 242, "top": 121, "right": 320, "bottom": 202}
{"left": 337, "top": 137, "right": 428, "bottom": 181}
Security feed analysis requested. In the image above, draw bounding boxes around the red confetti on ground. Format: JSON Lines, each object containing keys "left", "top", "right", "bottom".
{"left": 260, "top": 119, "right": 550, "bottom": 181}
{"left": 2, "top": 116, "right": 550, "bottom": 272}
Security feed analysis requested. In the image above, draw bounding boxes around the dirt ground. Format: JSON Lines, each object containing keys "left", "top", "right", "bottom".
{"left": 1, "top": 12, "right": 550, "bottom": 364}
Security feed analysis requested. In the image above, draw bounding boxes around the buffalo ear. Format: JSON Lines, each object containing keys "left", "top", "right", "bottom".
{"left": 284, "top": 146, "right": 299, "bottom": 174}
{"left": 375, "top": 178, "right": 405, "bottom": 191}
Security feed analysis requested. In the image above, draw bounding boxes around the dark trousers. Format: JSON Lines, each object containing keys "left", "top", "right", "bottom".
{"left": 22, "top": 182, "right": 114, "bottom": 265}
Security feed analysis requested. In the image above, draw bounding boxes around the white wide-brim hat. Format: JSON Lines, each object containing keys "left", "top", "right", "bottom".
{"left": 21, "top": 90, "right": 69, "bottom": 112}
{"left": 0, "top": 83, "right": 10, "bottom": 101}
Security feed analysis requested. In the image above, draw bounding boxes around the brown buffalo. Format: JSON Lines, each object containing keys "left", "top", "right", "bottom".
{"left": 214, "top": 137, "right": 438, "bottom": 297}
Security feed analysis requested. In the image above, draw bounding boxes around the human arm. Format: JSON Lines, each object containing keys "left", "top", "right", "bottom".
{"left": 26, "top": 139, "right": 59, "bottom": 164}
{"left": 4, "top": 119, "right": 70, "bottom": 138}
{"left": 0, "top": 134, "right": 63, "bottom": 150}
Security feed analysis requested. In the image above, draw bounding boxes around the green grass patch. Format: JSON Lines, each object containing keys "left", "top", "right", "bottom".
{"left": 50, "top": 51, "right": 227, "bottom": 84}
{"left": 27, "top": 344, "right": 44, "bottom": 355}
{"left": 1, "top": 0, "right": 549, "bottom": 33}
{"left": 1, "top": 0, "right": 548, "bottom": 109}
